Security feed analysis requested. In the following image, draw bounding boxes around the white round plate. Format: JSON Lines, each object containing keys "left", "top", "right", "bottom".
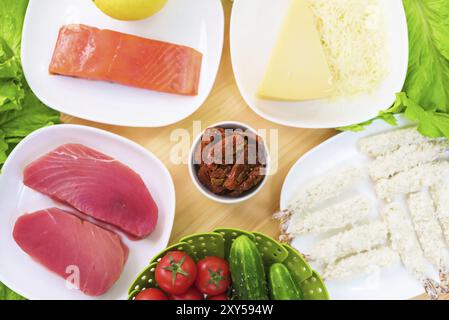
{"left": 0, "top": 125, "right": 176, "bottom": 300}
{"left": 21, "top": 0, "right": 224, "bottom": 127}
{"left": 230, "top": 0, "right": 409, "bottom": 128}
{"left": 280, "top": 116, "right": 437, "bottom": 300}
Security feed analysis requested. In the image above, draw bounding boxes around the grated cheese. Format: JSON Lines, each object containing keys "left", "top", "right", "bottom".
{"left": 307, "top": 0, "right": 388, "bottom": 96}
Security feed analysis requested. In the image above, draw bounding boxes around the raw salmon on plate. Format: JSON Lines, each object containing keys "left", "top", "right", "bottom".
{"left": 49, "top": 24, "right": 202, "bottom": 96}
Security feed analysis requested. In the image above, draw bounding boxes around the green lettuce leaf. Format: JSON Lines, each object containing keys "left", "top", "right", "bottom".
{"left": 0, "top": 0, "right": 28, "bottom": 56}
{"left": 0, "top": 39, "right": 25, "bottom": 114}
{"left": 402, "top": 0, "right": 449, "bottom": 110}
{"left": 0, "top": 89, "right": 59, "bottom": 144}
{"left": 399, "top": 92, "right": 449, "bottom": 137}
{"left": 0, "top": 282, "right": 25, "bottom": 300}
{"left": 0, "top": 131, "right": 8, "bottom": 164}
{"left": 0, "top": 81, "right": 24, "bottom": 111}
{"left": 0, "top": 55, "right": 21, "bottom": 79}
{"left": 339, "top": 111, "right": 398, "bottom": 132}
{"left": 0, "top": 0, "right": 60, "bottom": 167}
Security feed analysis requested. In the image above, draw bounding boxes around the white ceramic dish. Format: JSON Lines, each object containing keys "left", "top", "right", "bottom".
{"left": 279, "top": 116, "right": 440, "bottom": 300}
{"left": 230, "top": 0, "right": 409, "bottom": 128}
{"left": 21, "top": 0, "right": 224, "bottom": 127}
{"left": 0, "top": 125, "right": 176, "bottom": 300}
{"left": 188, "top": 121, "right": 269, "bottom": 204}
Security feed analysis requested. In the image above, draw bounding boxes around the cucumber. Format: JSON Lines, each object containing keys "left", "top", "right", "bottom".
{"left": 268, "top": 263, "right": 302, "bottom": 300}
{"left": 229, "top": 235, "right": 269, "bottom": 300}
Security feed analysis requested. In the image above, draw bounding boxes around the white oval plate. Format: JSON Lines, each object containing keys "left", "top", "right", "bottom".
{"left": 0, "top": 125, "right": 176, "bottom": 300}
{"left": 230, "top": 0, "right": 408, "bottom": 128}
{"left": 280, "top": 116, "right": 436, "bottom": 300}
{"left": 21, "top": 0, "right": 224, "bottom": 127}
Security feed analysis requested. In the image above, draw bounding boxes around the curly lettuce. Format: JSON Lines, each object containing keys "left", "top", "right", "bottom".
{"left": 0, "top": 0, "right": 60, "bottom": 165}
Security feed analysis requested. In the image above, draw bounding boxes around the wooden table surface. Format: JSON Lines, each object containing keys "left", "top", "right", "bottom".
{"left": 62, "top": 0, "right": 434, "bottom": 300}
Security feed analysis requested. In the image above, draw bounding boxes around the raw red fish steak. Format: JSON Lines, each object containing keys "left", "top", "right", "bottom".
{"left": 13, "top": 208, "right": 128, "bottom": 296}
{"left": 23, "top": 143, "right": 158, "bottom": 238}
{"left": 49, "top": 24, "right": 203, "bottom": 96}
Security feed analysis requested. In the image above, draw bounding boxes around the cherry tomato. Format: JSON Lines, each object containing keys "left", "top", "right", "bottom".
{"left": 169, "top": 287, "right": 204, "bottom": 300}
{"left": 195, "top": 256, "right": 231, "bottom": 296}
{"left": 155, "top": 251, "right": 197, "bottom": 295}
{"left": 135, "top": 288, "right": 168, "bottom": 300}
{"left": 207, "top": 293, "right": 228, "bottom": 300}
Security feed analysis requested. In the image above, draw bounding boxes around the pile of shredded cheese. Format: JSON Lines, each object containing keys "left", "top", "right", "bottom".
{"left": 307, "top": 0, "right": 388, "bottom": 97}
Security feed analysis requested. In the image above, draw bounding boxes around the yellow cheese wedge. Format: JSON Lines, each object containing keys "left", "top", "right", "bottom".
{"left": 257, "top": 0, "right": 334, "bottom": 101}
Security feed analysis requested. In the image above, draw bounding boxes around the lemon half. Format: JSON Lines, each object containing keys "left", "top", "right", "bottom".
{"left": 93, "top": 0, "right": 168, "bottom": 21}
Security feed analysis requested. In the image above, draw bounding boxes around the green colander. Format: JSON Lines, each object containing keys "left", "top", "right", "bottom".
{"left": 128, "top": 228, "right": 329, "bottom": 300}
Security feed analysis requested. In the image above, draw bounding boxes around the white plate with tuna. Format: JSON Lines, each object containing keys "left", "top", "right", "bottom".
{"left": 230, "top": 0, "right": 408, "bottom": 128}
{"left": 0, "top": 124, "right": 176, "bottom": 300}
{"left": 21, "top": 0, "right": 224, "bottom": 127}
{"left": 280, "top": 115, "right": 449, "bottom": 300}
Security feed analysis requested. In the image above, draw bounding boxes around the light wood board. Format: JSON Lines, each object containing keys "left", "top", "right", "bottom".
{"left": 62, "top": 0, "right": 435, "bottom": 300}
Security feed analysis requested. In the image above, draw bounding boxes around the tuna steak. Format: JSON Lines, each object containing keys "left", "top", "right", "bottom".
{"left": 13, "top": 208, "right": 128, "bottom": 296}
{"left": 23, "top": 143, "right": 158, "bottom": 238}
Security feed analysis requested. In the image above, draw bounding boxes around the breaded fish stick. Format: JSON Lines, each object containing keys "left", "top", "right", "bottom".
{"left": 359, "top": 126, "right": 430, "bottom": 157}
{"left": 274, "top": 167, "right": 364, "bottom": 221}
{"left": 285, "top": 196, "right": 372, "bottom": 236}
{"left": 375, "top": 161, "right": 449, "bottom": 202}
{"left": 408, "top": 191, "right": 449, "bottom": 290}
{"left": 430, "top": 184, "right": 449, "bottom": 245}
{"left": 323, "top": 247, "right": 399, "bottom": 280}
{"left": 383, "top": 203, "right": 440, "bottom": 299}
{"left": 309, "top": 220, "right": 388, "bottom": 264}
{"left": 368, "top": 141, "right": 448, "bottom": 181}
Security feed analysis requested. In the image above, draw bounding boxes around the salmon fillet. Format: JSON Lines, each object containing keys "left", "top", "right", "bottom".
{"left": 49, "top": 24, "right": 202, "bottom": 96}
{"left": 13, "top": 208, "right": 128, "bottom": 296}
{"left": 23, "top": 144, "right": 158, "bottom": 239}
